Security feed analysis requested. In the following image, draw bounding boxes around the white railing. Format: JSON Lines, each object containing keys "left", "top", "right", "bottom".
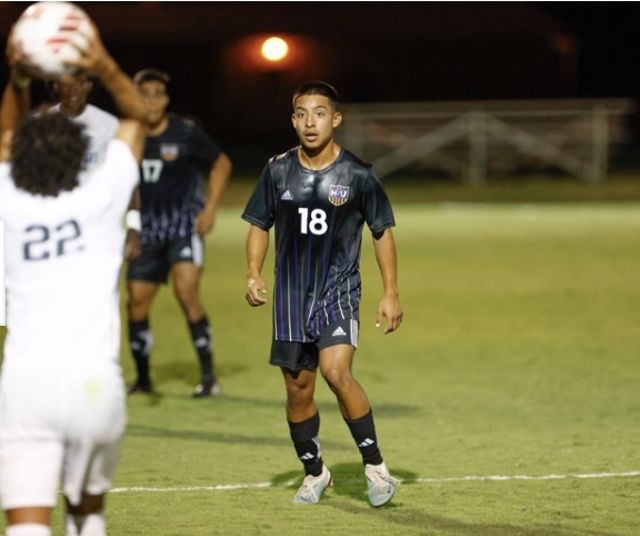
{"left": 338, "top": 99, "right": 635, "bottom": 183}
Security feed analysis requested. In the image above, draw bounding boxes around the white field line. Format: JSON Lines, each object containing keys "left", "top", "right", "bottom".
{"left": 110, "top": 470, "right": 640, "bottom": 494}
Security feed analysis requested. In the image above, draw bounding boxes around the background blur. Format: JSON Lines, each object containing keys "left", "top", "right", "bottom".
{"left": 2, "top": 1, "right": 640, "bottom": 188}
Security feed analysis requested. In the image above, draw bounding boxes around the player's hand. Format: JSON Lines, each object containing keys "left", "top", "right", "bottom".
{"left": 62, "top": 21, "right": 112, "bottom": 79}
{"left": 125, "top": 229, "right": 142, "bottom": 261}
{"left": 195, "top": 206, "right": 216, "bottom": 236}
{"left": 5, "top": 25, "right": 20, "bottom": 67}
{"left": 376, "top": 295, "right": 403, "bottom": 334}
{"left": 6, "top": 25, "right": 32, "bottom": 83}
{"left": 246, "top": 276, "right": 268, "bottom": 307}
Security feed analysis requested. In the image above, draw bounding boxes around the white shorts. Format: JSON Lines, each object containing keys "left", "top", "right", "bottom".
{"left": 0, "top": 359, "right": 126, "bottom": 509}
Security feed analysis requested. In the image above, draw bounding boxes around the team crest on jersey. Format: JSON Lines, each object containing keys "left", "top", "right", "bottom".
{"left": 328, "top": 185, "right": 349, "bottom": 206}
{"left": 160, "top": 143, "right": 179, "bottom": 161}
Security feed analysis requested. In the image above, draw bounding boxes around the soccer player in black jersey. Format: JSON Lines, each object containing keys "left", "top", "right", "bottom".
{"left": 126, "top": 69, "right": 232, "bottom": 397}
{"left": 243, "top": 81, "right": 403, "bottom": 506}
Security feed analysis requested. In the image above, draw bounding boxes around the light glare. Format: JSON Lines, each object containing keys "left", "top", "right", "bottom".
{"left": 261, "top": 37, "right": 289, "bottom": 62}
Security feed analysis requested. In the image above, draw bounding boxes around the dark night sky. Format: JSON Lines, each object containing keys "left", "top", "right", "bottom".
{"left": 538, "top": 2, "right": 640, "bottom": 98}
{"left": 3, "top": 2, "right": 640, "bottom": 170}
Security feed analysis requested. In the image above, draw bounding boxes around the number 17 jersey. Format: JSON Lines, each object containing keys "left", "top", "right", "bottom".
{"left": 242, "top": 147, "right": 395, "bottom": 343}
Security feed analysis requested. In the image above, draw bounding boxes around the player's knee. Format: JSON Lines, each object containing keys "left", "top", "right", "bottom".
{"left": 321, "top": 367, "right": 352, "bottom": 392}
{"left": 285, "top": 383, "right": 314, "bottom": 408}
{"left": 127, "top": 288, "right": 152, "bottom": 318}
{"left": 172, "top": 280, "right": 198, "bottom": 307}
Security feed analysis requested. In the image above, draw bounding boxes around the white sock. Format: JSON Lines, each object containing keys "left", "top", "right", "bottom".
{"left": 79, "top": 512, "right": 106, "bottom": 536}
{"left": 65, "top": 513, "right": 85, "bottom": 536}
{"left": 6, "top": 524, "right": 51, "bottom": 536}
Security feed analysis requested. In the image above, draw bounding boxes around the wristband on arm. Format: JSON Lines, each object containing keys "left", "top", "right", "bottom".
{"left": 126, "top": 210, "right": 142, "bottom": 232}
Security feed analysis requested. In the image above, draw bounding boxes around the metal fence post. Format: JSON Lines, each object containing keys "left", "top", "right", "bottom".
{"left": 467, "top": 111, "right": 487, "bottom": 186}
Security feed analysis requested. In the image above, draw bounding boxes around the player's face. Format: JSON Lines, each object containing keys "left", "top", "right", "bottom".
{"left": 291, "top": 94, "right": 342, "bottom": 153}
{"left": 55, "top": 75, "right": 93, "bottom": 116}
{"left": 138, "top": 80, "right": 170, "bottom": 127}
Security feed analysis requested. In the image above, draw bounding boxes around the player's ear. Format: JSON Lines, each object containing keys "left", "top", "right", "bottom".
{"left": 332, "top": 111, "right": 342, "bottom": 128}
{"left": 291, "top": 112, "right": 297, "bottom": 128}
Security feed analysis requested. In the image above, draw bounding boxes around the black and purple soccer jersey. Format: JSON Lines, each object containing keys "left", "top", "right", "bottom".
{"left": 139, "top": 114, "right": 221, "bottom": 245}
{"left": 242, "top": 147, "right": 396, "bottom": 343}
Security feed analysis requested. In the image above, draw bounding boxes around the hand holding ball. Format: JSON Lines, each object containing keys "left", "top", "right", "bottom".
{"left": 10, "top": 2, "right": 94, "bottom": 78}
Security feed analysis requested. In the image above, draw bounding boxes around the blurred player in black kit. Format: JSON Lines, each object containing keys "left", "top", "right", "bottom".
{"left": 126, "top": 68, "right": 232, "bottom": 397}
{"left": 243, "top": 81, "right": 403, "bottom": 506}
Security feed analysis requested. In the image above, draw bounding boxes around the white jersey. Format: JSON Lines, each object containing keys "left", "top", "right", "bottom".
{"left": 0, "top": 139, "right": 139, "bottom": 367}
{"left": 49, "top": 103, "right": 119, "bottom": 171}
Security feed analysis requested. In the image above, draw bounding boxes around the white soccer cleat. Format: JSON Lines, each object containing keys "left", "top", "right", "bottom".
{"left": 292, "top": 464, "right": 332, "bottom": 504}
{"left": 365, "top": 461, "right": 399, "bottom": 507}
{"left": 192, "top": 380, "right": 222, "bottom": 398}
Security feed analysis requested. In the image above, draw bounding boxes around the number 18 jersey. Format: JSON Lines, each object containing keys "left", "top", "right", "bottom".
{"left": 242, "top": 147, "right": 395, "bottom": 343}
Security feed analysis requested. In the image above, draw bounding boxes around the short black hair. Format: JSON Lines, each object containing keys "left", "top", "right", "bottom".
{"left": 292, "top": 80, "right": 339, "bottom": 109}
{"left": 11, "top": 113, "right": 88, "bottom": 197}
{"left": 134, "top": 68, "right": 171, "bottom": 87}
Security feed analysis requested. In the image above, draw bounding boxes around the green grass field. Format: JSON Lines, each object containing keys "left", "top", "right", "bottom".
{"left": 2, "top": 200, "right": 640, "bottom": 535}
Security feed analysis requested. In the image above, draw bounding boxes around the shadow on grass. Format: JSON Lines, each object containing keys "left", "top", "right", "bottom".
{"left": 126, "top": 424, "right": 349, "bottom": 450}
{"left": 273, "top": 464, "right": 619, "bottom": 536}
{"left": 128, "top": 386, "right": 422, "bottom": 418}
{"left": 328, "top": 501, "right": 622, "bottom": 536}
{"left": 149, "top": 359, "right": 248, "bottom": 387}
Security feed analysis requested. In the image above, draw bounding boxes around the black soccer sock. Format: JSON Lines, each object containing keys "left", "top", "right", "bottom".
{"left": 189, "top": 316, "right": 215, "bottom": 384}
{"left": 129, "top": 319, "right": 153, "bottom": 386}
{"left": 288, "top": 413, "right": 324, "bottom": 477}
{"left": 345, "top": 409, "right": 384, "bottom": 466}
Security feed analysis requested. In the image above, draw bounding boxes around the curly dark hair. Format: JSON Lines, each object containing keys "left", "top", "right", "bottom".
{"left": 11, "top": 113, "right": 89, "bottom": 197}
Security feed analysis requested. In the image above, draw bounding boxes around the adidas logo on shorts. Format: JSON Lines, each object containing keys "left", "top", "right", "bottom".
{"left": 331, "top": 326, "right": 347, "bottom": 337}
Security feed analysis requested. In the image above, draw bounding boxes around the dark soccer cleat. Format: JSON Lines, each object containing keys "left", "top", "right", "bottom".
{"left": 127, "top": 381, "right": 154, "bottom": 395}
{"left": 192, "top": 379, "right": 222, "bottom": 398}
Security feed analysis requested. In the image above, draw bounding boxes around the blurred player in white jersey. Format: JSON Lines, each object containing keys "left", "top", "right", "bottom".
{"left": 50, "top": 75, "right": 119, "bottom": 171}
{"left": 0, "top": 25, "right": 145, "bottom": 536}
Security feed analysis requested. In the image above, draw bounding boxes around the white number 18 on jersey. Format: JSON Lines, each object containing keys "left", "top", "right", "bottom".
{"left": 298, "top": 208, "right": 328, "bottom": 235}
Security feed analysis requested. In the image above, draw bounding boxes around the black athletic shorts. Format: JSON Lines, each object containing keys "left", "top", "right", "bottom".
{"left": 127, "top": 234, "right": 204, "bottom": 284}
{"left": 270, "top": 318, "right": 359, "bottom": 371}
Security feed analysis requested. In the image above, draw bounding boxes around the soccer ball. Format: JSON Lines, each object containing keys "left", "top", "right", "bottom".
{"left": 11, "top": 2, "right": 93, "bottom": 78}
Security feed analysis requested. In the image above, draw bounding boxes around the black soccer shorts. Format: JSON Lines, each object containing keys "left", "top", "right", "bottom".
{"left": 269, "top": 318, "right": 359, "bottom": 371}
{"left": 127, "top": 234, "right": 204, "bottom": 284}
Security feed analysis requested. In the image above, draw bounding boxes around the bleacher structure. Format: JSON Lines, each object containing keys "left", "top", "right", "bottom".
{"left": 338, "top": 99, "right": 635, "bottom": 183}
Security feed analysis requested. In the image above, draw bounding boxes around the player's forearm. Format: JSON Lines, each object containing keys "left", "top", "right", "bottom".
{"left": 246, "top": 225, "right": 269, "bottom": 278}
{"left": 128, "top": 187, "right": 141, "bottom": 211}
{"left": 0, "top": 77, "right": 27, "bottom": 161}
{"left": 205, "top": 153, "right": 232, "bottom": 211}
{"left": 95, "top": 56, "right": 146, "bottom": 121}
{"left": 0, "top": 73, "right": 28, "bottom": 134}
{"left": 116, "top": 119, "right": 145, "bottom": 163}
{"left": 373, "top": 228, "right": 400, "bottom": 298}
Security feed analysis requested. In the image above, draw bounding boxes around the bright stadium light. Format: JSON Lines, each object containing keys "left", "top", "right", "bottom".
{"left": 261, "top": 36, "right": 289, "bottom": 62}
